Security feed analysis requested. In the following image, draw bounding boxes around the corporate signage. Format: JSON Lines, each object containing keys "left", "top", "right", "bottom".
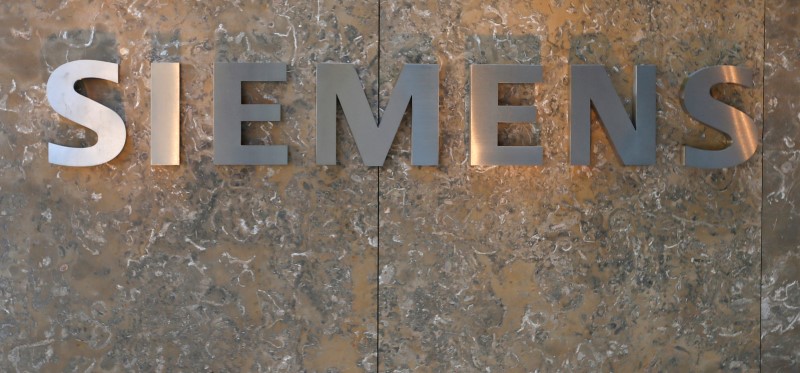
{"left": 45, "top": 60, "right": 757, "bottom": 169}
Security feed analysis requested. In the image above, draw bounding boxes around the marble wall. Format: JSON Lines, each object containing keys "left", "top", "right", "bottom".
{"left": 0, "top": 1, "right": 379, "bottom": 371}
{"left": 0, "top": 0, "right": 792, "bottom": 371}
{"left": 763, "top": 0, "right": 800, "bottom": 370}
{"left": 378, "top": 1, "right": 762, "bottom": 371}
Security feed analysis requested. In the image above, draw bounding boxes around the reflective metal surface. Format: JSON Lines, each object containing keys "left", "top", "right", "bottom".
{"left": 682, "top": 65, "right": 757, "bottom": 168}
{"left": 46, "top": 60, "right": 126, "bottom": 166}
{"left": 470, "top": 64, "right": 542, "bottom": 166}
{"left": 570, "top": 65, "right": 656, "bottom": 165}
{"left": 213, "top": 62, "right": 287, "bottom": 165}
{"left": 316, "top": 63, "right": 439, "bottom": 166}
{"left": 151, "top": 63, "right": 180, "bottom": 166}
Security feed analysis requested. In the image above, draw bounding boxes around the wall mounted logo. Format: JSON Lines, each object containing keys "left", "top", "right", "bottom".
{"left": 45, "top": 60, "right": 757, "bottom": 169}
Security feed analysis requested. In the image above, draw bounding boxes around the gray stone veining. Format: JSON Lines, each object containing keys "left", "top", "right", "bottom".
{"left": 379, "top": 0, "right": 762, "bottom": 371}
{"left": 763, "top": 0, "right": 800, "bottom": 370}
{"left": 0, "top": 1, "right": 378, "bottom": 371}
{"left": 0, "top": 0, "right": 794, "bottom": 371}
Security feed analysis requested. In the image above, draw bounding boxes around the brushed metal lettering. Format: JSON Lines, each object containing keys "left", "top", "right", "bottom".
{"left": 570, "top": 65, "right": 656, "bottom": 165}
{"left": 470, "top": 64, "right": 543, "bottom": 166}
{"left": 151, "top": 63, "right": 180, "bottom": 166}
{"left": 682, "top": 66, "right": 757, "bottom": 169}
{"left": 214, "top": 62, "right": 287, "bottom": 165}
{"left": 316, "top": 63, "right": 439, "bottom": 166}
{"left": 47, "top": 60, "right": 126, "bottom": 167}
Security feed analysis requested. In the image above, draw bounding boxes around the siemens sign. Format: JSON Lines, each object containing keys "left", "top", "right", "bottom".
{"left": 45, "top": 60, "right": 757, "bottom": 169}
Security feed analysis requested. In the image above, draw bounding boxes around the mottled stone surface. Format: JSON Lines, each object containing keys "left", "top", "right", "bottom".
{"left": 0, "top": 0, "right": 779, "bottom": 371}
{"left": 763, "top": 0, "right": 800, "bottom": 370}
{"left": 0, "top": 1, "right": 377, "bottom": 371}
{"left": 378, "top": 0, "right": 763, "bottom": 371}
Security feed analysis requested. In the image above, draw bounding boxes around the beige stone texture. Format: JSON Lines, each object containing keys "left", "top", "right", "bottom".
{"left": 378, "top": 1, "right": 762, "bottom": 371}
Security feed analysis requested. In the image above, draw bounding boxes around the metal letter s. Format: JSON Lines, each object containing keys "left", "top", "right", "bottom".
{"left": 46, "top": 60, "right": 126, "bottom": 167}
{"left": 682, "top": 66, "right": 757, "bottom": 169}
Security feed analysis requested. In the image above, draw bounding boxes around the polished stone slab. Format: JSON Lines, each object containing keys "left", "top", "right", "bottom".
{"left": 378, "top": 0, "right": 762, "bottom": 371}
{"left": 0, "top": 0, "right": 779, "bottom": 371}
{"left": 762, "top": 0, "right": 800, "bottom": 370}
{"left": 0, "top": 1, "right": 377, "bottom": 371}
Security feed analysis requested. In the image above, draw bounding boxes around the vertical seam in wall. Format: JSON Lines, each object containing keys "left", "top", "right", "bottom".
{"left": 376, "top": 0, "right": 382, "bottom": 371}
{"left": 377, "top": 166, "right": 381, "bottom": 372}
{"left": 760, "top": 0, "right": 766, "bottom": 370}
